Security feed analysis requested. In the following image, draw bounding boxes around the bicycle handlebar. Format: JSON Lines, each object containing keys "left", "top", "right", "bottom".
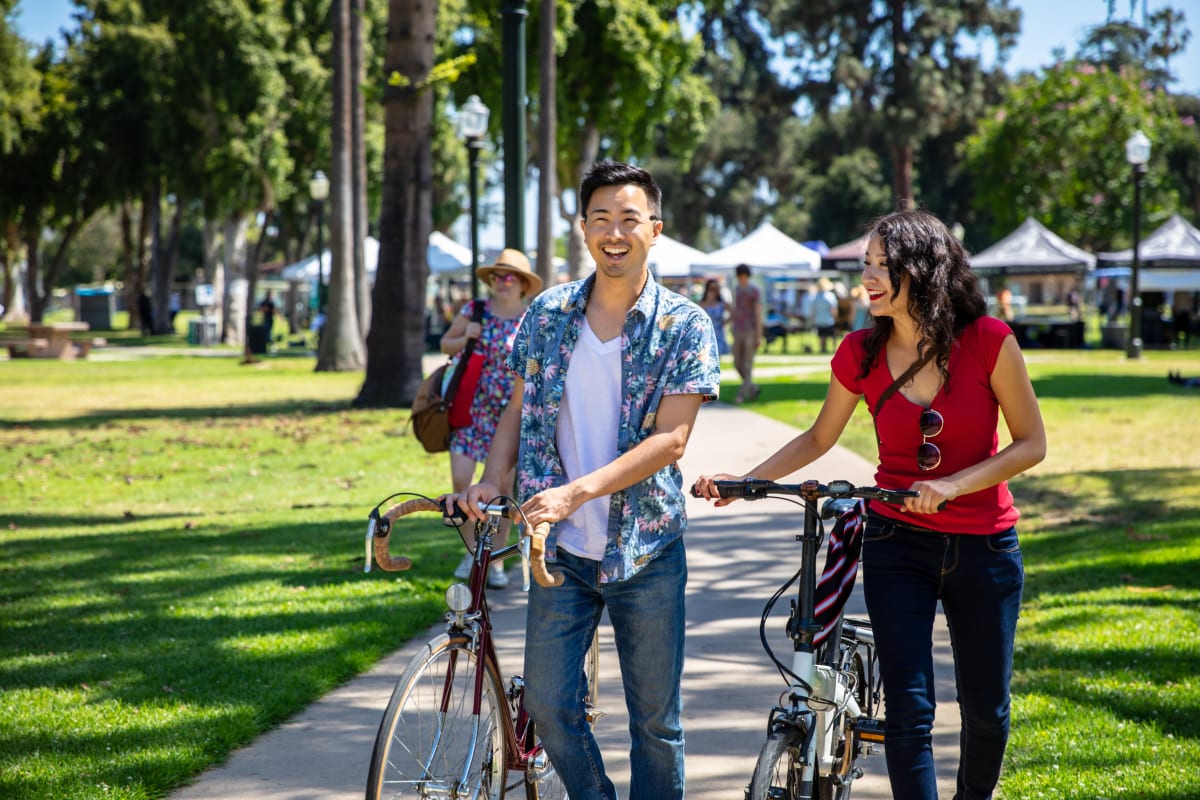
{"left": 365, "top": 497, "right": 562, "bottom": 588}
{"left": 692, "top": 478, "right": 921, "bottom": 505}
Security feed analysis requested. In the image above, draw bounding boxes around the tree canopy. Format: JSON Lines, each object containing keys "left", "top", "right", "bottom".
{"left": 963, "top": 60, "right": 1192, "bottom": 250}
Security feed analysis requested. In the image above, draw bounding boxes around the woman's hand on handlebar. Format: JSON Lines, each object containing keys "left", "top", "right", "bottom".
{"left": 441, "top": 480, "right": 504, "bottom": 522}
{"left": 905, "top": 478, "right": 956, "bottom": 515}
{"left": 692, "top": 473, "right": 745, "bottom": 507}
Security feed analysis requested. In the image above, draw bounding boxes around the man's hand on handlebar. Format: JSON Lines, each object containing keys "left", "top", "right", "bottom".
{"left": 441, "top": 480, "right": 506, "bottom": 522}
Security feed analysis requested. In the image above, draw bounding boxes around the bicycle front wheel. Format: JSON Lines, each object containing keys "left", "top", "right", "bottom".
{"left": 366, "top": 633, "right": 508, "bottom": 800}
{"left": 748, "top": 725, "right": 850, "bottom": 800}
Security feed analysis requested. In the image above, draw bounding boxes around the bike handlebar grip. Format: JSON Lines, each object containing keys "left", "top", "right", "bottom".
{"left": 372, "top": 497, "right": 442, "bottom": 572}
{"left": 527, "top": 521, "right": 564, "bottom": 588}
{"left": 691, "top": 478, "right": 772, "bottom": 499}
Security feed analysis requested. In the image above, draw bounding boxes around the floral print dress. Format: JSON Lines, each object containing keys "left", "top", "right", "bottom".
{"left": 449, "top": 300, "right": 523, "bottom": 462}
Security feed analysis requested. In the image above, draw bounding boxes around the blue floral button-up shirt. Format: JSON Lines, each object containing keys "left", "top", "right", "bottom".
{"left": 507, "top": 273, "right": 721, "bottom": 583}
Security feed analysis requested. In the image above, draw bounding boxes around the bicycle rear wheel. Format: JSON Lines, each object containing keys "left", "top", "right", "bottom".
{"left": 522, "top": 630, "right": 602, "bottom": 799}
{"left": 522, "top": 718, "right": 565, "bottom": 800}
{"left": 366, "top": 633, "right": 507, "bottom": 800}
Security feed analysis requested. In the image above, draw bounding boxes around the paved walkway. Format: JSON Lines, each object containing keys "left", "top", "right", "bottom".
{"left": 170, "top": 399, "right": 961, "bottom": 799}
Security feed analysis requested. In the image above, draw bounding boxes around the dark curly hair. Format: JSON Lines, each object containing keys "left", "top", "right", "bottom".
{"left": 859, "top": 210, "right": 987, "bottom": 388}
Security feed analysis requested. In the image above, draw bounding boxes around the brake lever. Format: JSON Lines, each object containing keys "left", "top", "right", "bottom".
{"left": 364, "top": 509, "right": 379, "bottom": 573}
{"left": 520, "top": 533, "right": 531, "bottom": 592}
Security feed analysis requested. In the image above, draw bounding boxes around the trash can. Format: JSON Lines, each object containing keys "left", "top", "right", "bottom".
{"left": 76, "top": 287, "right": 115, "bottom": 330}
{"left": 188, "top": 318, "right": 219, "bottom": 345}
{"left": 247, "top": 324, "right": 270, "bottom": 355}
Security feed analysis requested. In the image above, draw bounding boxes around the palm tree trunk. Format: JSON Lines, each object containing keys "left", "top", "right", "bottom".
{"left": 354, "top": 0, "right": 437, "bottom": 406}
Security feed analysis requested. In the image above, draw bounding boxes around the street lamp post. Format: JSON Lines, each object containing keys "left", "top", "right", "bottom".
{"left": 1125, "top": 130, "right": 1151, "bottom": 359}
{"left": 457, "top": 95, "right": 491, "bottom": 301}
{"left": 501, "top": 0, "right": 527, "bottom": 253}
{"left": 308, "top": 169, "right": 330, "bottom": 314}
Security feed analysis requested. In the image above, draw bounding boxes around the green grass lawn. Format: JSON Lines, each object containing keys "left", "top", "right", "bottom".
{"left": 1, "top": 355, "right": 458, "bottom": 800}
{"left": 3, "top": 346, "right": 1199, "bottom": 799}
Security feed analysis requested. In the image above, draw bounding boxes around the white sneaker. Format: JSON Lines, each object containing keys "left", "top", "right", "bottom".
{"left": 487, "top": 563, "right": 510, "bottom": 589}
{"left": 453, "top": 553, "right": 473, "bottom": 580}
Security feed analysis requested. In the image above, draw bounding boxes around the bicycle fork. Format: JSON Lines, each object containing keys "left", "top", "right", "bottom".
{"left": 785, "top": 648, "right": 869, "bottom": 795}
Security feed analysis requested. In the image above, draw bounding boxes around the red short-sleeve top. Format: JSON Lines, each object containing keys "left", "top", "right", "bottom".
{"left": 831, "top": 316, "right": 1019, "bottom": 534}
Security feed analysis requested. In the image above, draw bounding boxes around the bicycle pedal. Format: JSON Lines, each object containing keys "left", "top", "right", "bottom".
{"left": 586, "top": 707, "right": 606, "bottom": 725}
{"left": 854, "top": 717, "right": 885, "bottom": 746}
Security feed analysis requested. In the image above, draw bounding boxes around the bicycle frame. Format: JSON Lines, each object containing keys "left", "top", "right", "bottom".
{"left": 698, "top": 479, "right": 914, "bottom": 800}
{"left": 434, "top": 509, "right": 547, "bottom": 778}
{"left": 768, "top": 487, "right": 868, "bottom": 797}
{"left": 365, "top": 493, "right": 604, "bottom": 798}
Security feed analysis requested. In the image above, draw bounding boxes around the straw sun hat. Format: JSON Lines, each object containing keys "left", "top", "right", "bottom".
{"left": 476, "top": 248, "right": 543, "bottom": 295}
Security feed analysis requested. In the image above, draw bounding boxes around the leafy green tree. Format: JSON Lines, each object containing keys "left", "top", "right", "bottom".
{"left": 1081, "top": 6, "right": 1190, "bottom": 90}
{"left": 649, "top": 0, "right": 807, "bottom": 248}
{"left": 0, "top": 39, "right": 120, "bottom": 322}
{"left": 0, "top": 2, "right": 42, "bottom": 318}
{"left": 0, "top": 1, "right": 39, "bottom": 156}
{"left": 550, "top": 0, "right": 716, "bottom": 274}
{"left": 963, "top": 61, "right": 1191, "bottom": 250}
{"left": 767, "top": 0, "right": 1020, "bottom": 210}
{"left": 796, "top": 147, "right": 894, "bottom": 247}
{"left": 1162, "top": 92, "right": 1200, "bottom": 218}
{"left": 450, "top": 0, "right": 717, "bottom": 275}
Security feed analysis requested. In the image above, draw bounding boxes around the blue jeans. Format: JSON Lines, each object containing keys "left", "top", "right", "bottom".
{"left": 524, "top": 538, "right": 687, "bottom": 800}
{"left": 862, "top": 514, "right": 1023, "bottom": 800}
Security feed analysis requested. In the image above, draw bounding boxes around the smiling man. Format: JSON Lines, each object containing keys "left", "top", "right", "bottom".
{"left": 450, "top": 160, "right": 720, "bottom": 799}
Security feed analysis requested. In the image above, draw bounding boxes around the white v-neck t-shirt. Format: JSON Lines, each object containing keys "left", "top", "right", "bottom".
{"left": 554, "top": 319, "right": 622, "bottom": 560}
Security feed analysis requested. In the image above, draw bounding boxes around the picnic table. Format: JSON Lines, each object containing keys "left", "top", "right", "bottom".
{"left": 5, "top": 322, "right": 102, "bottom": 360}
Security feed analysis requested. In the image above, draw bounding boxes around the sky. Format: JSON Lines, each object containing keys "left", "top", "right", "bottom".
{"left": 11, "top": 0, "right": 1200, "bottom": 248}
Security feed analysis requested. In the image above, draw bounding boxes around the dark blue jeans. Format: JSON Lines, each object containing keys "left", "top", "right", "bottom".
{"left": 523, "top": 538, "right": 687, "bottom": 800}
{"left": 862, "top": 514, "right": 1023, "bottom": 800}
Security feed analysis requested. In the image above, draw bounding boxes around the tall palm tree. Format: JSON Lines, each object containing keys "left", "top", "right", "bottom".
{"left": 354, "top": 0, "right": 436, "bottom": 405}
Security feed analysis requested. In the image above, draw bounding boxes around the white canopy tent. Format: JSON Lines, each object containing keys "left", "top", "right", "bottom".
{"left": 427, "top": 231, "right": 474, "bottom": 274}
{"left": 693, "top": 222, "right": 822, "bottom": 276}
{"left": 648, "top": 233, "right": 708, "bottom": 278}
{"left": 969, "top": 217, "right": 1096, "bottom": 275}
{"left": 280, "top": 232, "right": 473, "bottom": 283}
{"left": 1097, "top": 214, "right": 1200, "bottom": 290}
{"left": 281, "top": 237, "right": 378, "bottom": 283}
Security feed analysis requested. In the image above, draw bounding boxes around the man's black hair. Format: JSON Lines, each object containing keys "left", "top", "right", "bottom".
{"left": 579, "top": 160, "right": 662, "bottom": 219}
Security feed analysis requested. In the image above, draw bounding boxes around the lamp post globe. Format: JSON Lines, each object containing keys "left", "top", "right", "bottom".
{"left": 457, "top": 96, "right": 490, "bottom": 301}
{"left": 308, "top": 170, "right": 330, "bottom": 316}
{"left": 1124, "top": 130, "right": 1150, "bottom": 359}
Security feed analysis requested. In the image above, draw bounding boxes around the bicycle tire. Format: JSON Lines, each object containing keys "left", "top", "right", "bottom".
{"left": 748, "top": 726, "right": 850, "bottom": 800}
{"left": 365, "top": 633, "right": 508, "bottom": 800}
{"left": 748, "top": 727, "right": 808, "bottom": 800}
{"left": 521, "top": 718, "right": 564, "bottom": 800}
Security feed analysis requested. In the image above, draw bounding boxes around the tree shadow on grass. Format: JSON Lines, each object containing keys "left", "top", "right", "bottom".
{"left": 0, "top": 505, "right": 481, "bottom": 798}
{"left": 1010, "top": 465, "right": 1200, "bottom": 745}
{"left": 1029, "top": 370, "right": 1185, "bottom": 399}
{"left": 1, "top": 399, "right": 365, "bottom": 431}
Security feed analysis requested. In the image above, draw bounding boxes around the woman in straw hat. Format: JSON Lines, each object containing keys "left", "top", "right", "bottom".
{"left": 441, "top": 249, "right": 543, "bottom": 587}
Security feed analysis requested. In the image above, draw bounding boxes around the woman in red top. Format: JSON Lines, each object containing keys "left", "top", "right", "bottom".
{"left": 696, "top": 210, "right": 1046, "bottom": 800}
